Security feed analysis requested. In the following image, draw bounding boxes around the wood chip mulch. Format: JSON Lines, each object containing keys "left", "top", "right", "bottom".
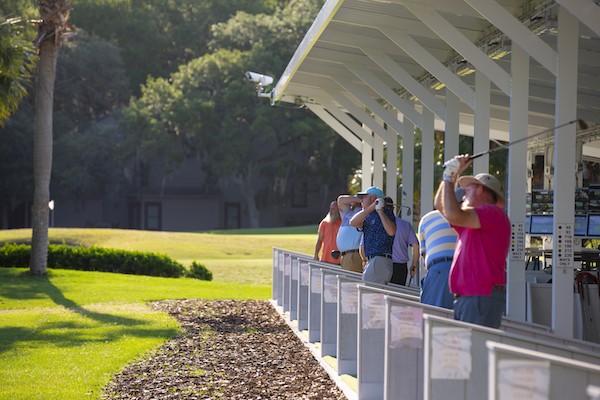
{"left": 102, "top": 299, "right": 347, "bottom": 399}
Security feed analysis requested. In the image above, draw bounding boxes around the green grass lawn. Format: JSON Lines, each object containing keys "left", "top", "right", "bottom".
{"left": 0, "top": 227, "right": 316, "bottom": 400}
{"left": 0, "top": 227, "right": 316, "bottom": 286}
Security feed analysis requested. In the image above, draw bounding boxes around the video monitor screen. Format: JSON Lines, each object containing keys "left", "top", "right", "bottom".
{"left": 589, "top": 185, "right": 600, "bottom": 201}
{"left": 530, "top": 214, "right": 553, "bottom": 235}
{"left": 589, "top": 186, "right": 600, "bottom": 211}
{"left": 587, "top": 214, "right": 600, "bottom": 237}
{"left": 575, "top": 215, "right": 587, "bottom": 237}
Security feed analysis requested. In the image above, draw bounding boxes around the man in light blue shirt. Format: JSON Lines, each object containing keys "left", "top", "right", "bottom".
{"left": 337, "top": 195, "right": 364, "bottom": 273}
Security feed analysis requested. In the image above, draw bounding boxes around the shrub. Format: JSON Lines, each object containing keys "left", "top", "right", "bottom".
{"left": 0, "top": 243, "right": 203, "bottom": 278}
{"left": 186, "top": 261, "right": 213, "bottom": 281}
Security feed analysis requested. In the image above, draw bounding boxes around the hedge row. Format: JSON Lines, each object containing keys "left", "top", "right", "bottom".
{"left": 0, "top": 243, "right": 212, "bottom": 280}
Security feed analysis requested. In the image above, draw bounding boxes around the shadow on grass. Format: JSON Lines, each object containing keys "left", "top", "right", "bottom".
{"left": 0, "top": 270, "right": 179, "bottom": 353}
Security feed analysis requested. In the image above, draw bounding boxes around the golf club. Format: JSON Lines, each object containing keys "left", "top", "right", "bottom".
{"left": 468, "top": 119, "right": 589, "bottom": 160}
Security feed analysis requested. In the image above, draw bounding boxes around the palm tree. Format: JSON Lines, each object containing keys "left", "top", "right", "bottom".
{"left": 30, "top": 0, "right": 73, "bottom": 275}
{"left": 0, "top": 16, "right": 36, "bottom": 125}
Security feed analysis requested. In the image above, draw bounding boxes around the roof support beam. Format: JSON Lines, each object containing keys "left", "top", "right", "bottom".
{"left": 379, "top": 26, "right": 476, "bottom": 109}
{"left": 551, "top": 6, "right": 579, "bottom": 339}
{"left": 445, "top": 90, "right": 460, "bottom": 161}
{"left": 421, "top": 107, "right": 436, "bottom": 215}
{"left": 506, "top": 43, "right": 529, "bottom": 322}
{"left": 345, "top": 63, "right": 423, "bottom": 128}
{"left": 473, "top": 71, "right": 491, "bottom": 173}
{"left": 403, "top": 1, "right": 511, "bottom": 95}
{"left": 324, "top": 82, "right": 393, "bottom": 144}
{"left": 334, "top": 77, "right": 404, "bottom": 139}
{"left": 388, "top": 116, "right": 399, "bottom": 206}
{"left": 292, "top": 85, "right": 376, "bottom": 147}
{"left": 362, "top": 130, "right": 373, "bottom": 189}
{"left": 464, "top": 0, "right": 559, "bottom": 76}
{"left": 305, "top": 104, "right": 363, "bottom": 151}
{"left": 554, "top": 0, "right": 600, "bottom": 37}
{"left": 318, "top": 98, "right": 375, "bottom": 147}
{"left": 361, "top": 48, "right": 447, "bottom": 120}
{"left": 400, "top": 110, "right": 414, "bottom": 221}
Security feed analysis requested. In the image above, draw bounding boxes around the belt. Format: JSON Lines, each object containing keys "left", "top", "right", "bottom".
{"left": 427, "top": 256, "right": 454, "bottom": 269}
{"left": 341, "top": 249, "right": 359, "bottom": 256}
{"left": 453, "top": 284, "right": 506, "bottom": 299}
{"left": 367, "top": 253, "right": 392, "bottom": 261}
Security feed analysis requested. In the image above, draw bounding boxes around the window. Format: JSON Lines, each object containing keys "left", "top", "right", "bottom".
{"left": 225, "top": 203, "right": 241, "bottom": 229}
{"left": 145, "top": 202, "right": 161, "bottom": 231}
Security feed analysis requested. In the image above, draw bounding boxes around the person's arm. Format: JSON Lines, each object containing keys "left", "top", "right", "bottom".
{"left": 314, "top": 230, "right": 324, "bottom": 260}
{"left": 350, "top": 200, "right": 376, "bottom": 228}
{"left": 439, "top": 155, "right": 480, "bottom": 228}
{"left": 378, "top": 208, "right": 396, "bottom": 237}
{"left": 409, "top": 243, "right": 420, "bottom": 277}
{"left": 338, "top": 195, "right": 361, "bottom": 213}
{"left": 360, "top": 243, "right": 367, "bottom": 270}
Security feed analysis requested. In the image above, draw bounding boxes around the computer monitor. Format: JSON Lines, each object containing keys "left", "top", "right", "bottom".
{"left": 525, "top": 214, "right": 531, "bottom": 234}
{"left": 575, "top": 214, "right": 587, "bottom": 237}
{"left": 529, "top": 214, "right": 553, "bottom": 235}
{"left": 589, "top": 186, "right": 600, "bottom": 211}
{"left": 587, "top": 214, "right": 600, "bottom": 237}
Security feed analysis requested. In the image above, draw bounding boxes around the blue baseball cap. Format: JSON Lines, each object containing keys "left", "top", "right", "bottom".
{"left": 357, "top": 186, "right": 385, "bottom": 198}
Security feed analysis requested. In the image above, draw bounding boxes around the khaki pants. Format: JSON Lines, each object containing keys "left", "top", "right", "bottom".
{"left": 340, "top": 251, "right": 363, "bottom": 274}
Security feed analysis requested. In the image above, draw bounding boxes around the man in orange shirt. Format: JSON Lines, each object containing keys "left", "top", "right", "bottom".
{"left": 314, "top": 200, "right": 342, "bottom": 264}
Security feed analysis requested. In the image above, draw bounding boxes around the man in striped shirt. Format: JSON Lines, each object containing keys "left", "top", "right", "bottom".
{"left": 418, "top": 210, "right": 458, "bottom": 309}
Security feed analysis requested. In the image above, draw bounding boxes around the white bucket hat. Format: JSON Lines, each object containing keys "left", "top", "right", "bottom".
{"left": 458, "top": 173, "right": 505, "bottom": 202}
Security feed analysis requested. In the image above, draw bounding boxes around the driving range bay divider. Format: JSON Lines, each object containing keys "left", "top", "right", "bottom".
{"left": 487, "top": 341, "right": 600, "bottom": 400}
{"left": 272, "top": 248, "right": 600, "bottom": 400}
{"left": 423, "top": 314, "right": 600, "bottom": 400}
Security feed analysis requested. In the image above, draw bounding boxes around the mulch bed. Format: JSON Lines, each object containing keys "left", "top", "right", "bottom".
{"left": 102, "top": 299, "right": 346, "bottom": 399}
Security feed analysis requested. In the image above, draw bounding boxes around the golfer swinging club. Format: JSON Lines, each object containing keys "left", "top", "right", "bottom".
{"left": 435, "top": 155, "right": 510, "bottom": 328}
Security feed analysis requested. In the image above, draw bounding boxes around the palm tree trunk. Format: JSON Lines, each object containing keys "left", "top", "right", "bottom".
{"left": 30, "top": 39, "right": 59, "bottom": 275}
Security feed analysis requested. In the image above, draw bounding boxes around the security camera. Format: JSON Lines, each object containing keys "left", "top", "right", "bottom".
{"left": 245, "top": 71, "right": 274, "bottom": 87}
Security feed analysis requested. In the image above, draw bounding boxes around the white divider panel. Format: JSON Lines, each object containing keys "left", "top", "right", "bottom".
{"left": 289, "top": 256, "right": 299, "bottom": 321}
{"left": 321, "top": 270, "right": 340, "bottom": 357}
{"left": 337, "top": 276, "right": 361, "bottom": 375}
{"left": 297, "top": 259, "right": 310, "bottom": 331}
{"left": 282, "top": 253, "right": 292, "bottom": 312}
{"left": 423, "top": 314, "right": 600, "bottom": 400}
{"left": 488, "top": 341, "right": 600, "bottom": 400}
{"left": 528, "top": 282, "right": 600, "bottom": 342}
{"left": 357, "top": 284, "right": 421, "bottom": 400}
{"left": 308, "top": 262, "right": 323, "bottom": 343}
{"left": 358, "top": 286, "right": 386, "bottom": 400}
{"left": 384, "top": 296, "right": 454, "bottom": 400}
{"left": 272, "top": 248, "right": 279, "bottom": 301}
{"left": 277, "top": 249, "right": 285, "bottom": 306}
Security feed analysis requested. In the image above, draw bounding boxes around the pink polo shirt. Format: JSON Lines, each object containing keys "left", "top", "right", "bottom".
{"left": 449, "top": 204, "right": 510, "bottom": 296}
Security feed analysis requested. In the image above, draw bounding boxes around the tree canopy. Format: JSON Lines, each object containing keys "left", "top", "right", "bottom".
{"left": 119, "top": 0, "right": 356, "bottom": 227}
{"left": 0, "top": 16, "right": 36, "bottom": 125}
{"left": 0, "top": 0, "right": 360, "bottom": 229}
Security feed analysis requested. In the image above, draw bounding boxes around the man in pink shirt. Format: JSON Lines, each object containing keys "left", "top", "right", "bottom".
{"left": 434, "top": 154, "right": 510, "bottom": 328}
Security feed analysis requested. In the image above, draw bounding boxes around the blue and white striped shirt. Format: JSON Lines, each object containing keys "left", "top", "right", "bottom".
{"left": 418, "top": 210, "right": 458, "bottom": 268}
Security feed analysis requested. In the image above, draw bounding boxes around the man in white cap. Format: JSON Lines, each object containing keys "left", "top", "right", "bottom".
{"left": 350, "top": 186, "right": 396, "bottom": 284}
{"left": 435, "top": 155, "right": 510, "bottom": 328}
